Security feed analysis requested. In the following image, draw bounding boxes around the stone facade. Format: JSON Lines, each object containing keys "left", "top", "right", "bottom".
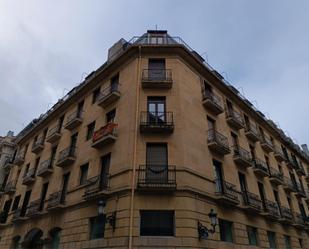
{"left": 0, "top": 30, "right": 308, "bottom": 249}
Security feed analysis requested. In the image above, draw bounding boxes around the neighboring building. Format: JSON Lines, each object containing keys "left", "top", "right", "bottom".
{"left": 0, "top": 30, "right": 309, "bottom": 249}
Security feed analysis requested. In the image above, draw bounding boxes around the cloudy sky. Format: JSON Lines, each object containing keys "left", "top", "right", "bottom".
{"left": 0, "top": 0, "right": 308, "bottom": 145}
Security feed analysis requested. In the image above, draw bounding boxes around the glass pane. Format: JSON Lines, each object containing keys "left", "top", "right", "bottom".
{"left": 51, "top": 231, "right": 61, "bottom": 249}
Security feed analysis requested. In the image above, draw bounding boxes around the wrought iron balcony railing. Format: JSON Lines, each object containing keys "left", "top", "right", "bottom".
{"left": 37, "top": 158, "right": 54, "bottom": 177}
{"left": 26, "top": 199, "right": 43, "bottom": 217}
{"left": 295, "top": 182, "right": 306, "bottom": 198}
{"left": 292, "top": 212, "right": 306, "bottom": 228}
{"left": 4, "top": 180, "right": 16, "bottom": 194}
{"left": 13, "top": 152, "right": 25, "bottom": 166}
{"left": 97, "top": 83, "right": 120, "bottom": 108}
{"left": 31, "top": 137, "right": 45, "bottom": 154}
{"left": 64, "top": 110, "right": 83, "bottom": 130}
{"left": 22, "top": 168, "right": 36, "bottom": 185}
{"left": 141, "top": 69, "right": 173, "bottom": 88}
{"left": 268, "top": 167, "right": 284, "bottom": 185}
{"left": 279, "top": 206, "right": 293, "bottom": 223}
{"left": 47, "top": 191, "right": 65, "bottom": 210}
{"left": 273, "top": 146, "right": 286, "bottom": 162}
{"left": 226, "top": 109, "right": 245, "bottom": 130}
{"left": 137, "top": 165, "right": 176, "bottom": 190}
{"left": 233, "top": 146, "right": 252, "bottom": 168}
{"left": 12, "top": 207, "right": 27, "bottom": 223}
{"left": 252, "top": 158, "right": 269, "bottom": 177}
{"left": 207, "top": 129, "right": 230, "bottom": 155}
{"left": 241, "top": 191, "right": 262, "bottom": 212}
{"left": 244, "top": 122, "right": 260, "bottom": 142}
{"left": 56, "top": 146, "right": 76, "bottom": 167}
{"left": 260, "top": 136, "right": 274, "bottom": 153}
{"left": 202, "top": 90, "right": 224, "bottom": 115}
{"left": 283, "top": 176, "right": 297, "bottom": 193}
{"left": 3, "top": 157, "right": 14, "bottom": 170}
{"left": 140, "top": 111, "right": 174, "bottom": 134}
{"left": 214, "top": 179, "right": 239, "bottom": 205}
{"left": 92, "top": 123, "right": 117, "bottom": 149}
{"left": 261, "top": 199, "right": 280, "bottom": 218}
{"left": 84, "top": 174, "right": 110, "bottom": 200}
{"left": 46, "top": 124, "right": 61, "bottom": 143}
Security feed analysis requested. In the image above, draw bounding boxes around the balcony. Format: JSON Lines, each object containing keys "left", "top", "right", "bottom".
{"left": 64, "top": 110, "right": 83, "bottom": 130}
{"left": 268, "top": 167, "right": 284, "bottom": 186}
{"left": 279, "top": 206, "right": 293, "bottom": 224}
{"left": 241, "top": 191, "right": 262, "bottom": 213}
{"left": 296, "top": 165, "right": 305, "bottom": 176}
{"left": 252, "top": 158, "right": 269, "bottom": 178}
{"left": 56, "top": 146, "right": 76, "bottom": 167}
{"left": 13, "top": 153, "right": 25, "bottom": 166}
{"left": 47, "top": 191, "right": 65, "bottom": 211}
{"left": 26, "top": 200, "right": 43, "bottom": 218}
{"left": 31, "top": 137, "right": 44, "bottom": 154}
{"left": 4, "top": 181, "right": 16, "bottom": 194}
{"left": 295, "top": 183, "right": 306, "bottom": 198}
{"left": 83, "top": 174, "right": 110, "bottom": 200}
{"left": 260, "top": 136, "right": 274, "bottom": 153}
{"left": 285, "top": 155, "right": 294, "bottom": 169}
{"left": 244, "top": 123, "right": 260, "bottom": 142}
{"left": 141, "top": 69, "right": 173, "bottom": 89}
{"left": 137, "top": 165, "right": 176, "bottom": 192}
{"left": 214, "top": 179, "right": 239, "bottom": 206}
{"left": 202, "top": 90, "right": 224, "bottom": 115}
{"left": 12, "top": 208, "right": 28, "bottom": 223}
{"left": 305, "top": 173, "right": 309, "bottom": 183}
{"left": 92, "top": 123, "right": 117, "bottom": 149}
{"left": 292, "top": 212, "right": 306, "bottom": 229}
{"left": 260, "top": 200, "right": 280, "bottom": 220}
{"left": 22, "top": 168, "right": 36, "bottom": 185}
{"left": 46, "top": 125, "right": 61, "bottom": 144}
{"left": 226, "top": 109, "right": 245, "bottom": 130}
{"left": 233, "top": 146, "right": 252, "bottom": 168}
{"left": 97, "top": 84, "right": 120, "bottom": 108}
{"left": 140, "top": 112, "right": 174, "bottom": 134}
{"left": 283, "top": 177, "right": 297, "bottom": 193}
{"left": 207, "top": 129, "right": 230, "bottom": 156}
{"left": 37, "top": 158, "right": 54, "bottom": 177}
{"left": 3, "top": 157, "right": 14, "bottom": 171}
{"left": 273, "top": 146, "right": 286, "bottom": 162}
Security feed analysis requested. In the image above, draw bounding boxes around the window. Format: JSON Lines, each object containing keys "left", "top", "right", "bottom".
{"left": 231, "top": 132, "right": 239, "bottom": 148}
{"left": 203, "top": 80, "right": 212, "bottom": 93}
{"left": 284, "top": 235, "right": 291, "bottom": 249}
{"left": 58, "top": 115, "right": 65, "bottom": 131}
{"left": 21, "top": 190, "right": 31, "bottom": 217}
{"left": 140, "top": 210, "right": 174, "bottom": 236}
{"left": 11, "top": 195, "right": 21, "bottom": 211}
{"left": 247, "top": 226, "right": 258, "bottom": 246}
{"left": 50, "top": 229, "right": 61, "bottom": 249}
{"left": 299, "top": 238, "right": 303, "bottom": 248}
{"left": 106, "top": 109, "right": 116, "bottom": 123}
{"left": 12, "top": 236, "right": 21, "bottom": 249}
{"left": 92, "top": 88, "right": 100, "bottom": 104}
{"left": 43, "top": 128, "right": 48, "bottom": 141}
{"left": 34, "top": 157, "right": 40, "bottom": 175}
{"left": 219, "top": 219, "right": 233, "bottom": 242}
{"left": 77, "top": 100, "right": 84, "bottom": 118}
{"left": 213, "top": 160, "right": 224, "bottom": 193}
{"left": 39, "top": 182, "right": 49, "bottom": 211}
{"left": 24, "top": 164, "right": 30, "bottom": 177}
{"left": 257, "top": 182, "right": 266, "bottom": 210}
{"left": 1, "top": 199, "right": 12, "bottom": 224}
{"left": 79, "top": 164, "right": 89, "bottom": 185}
{"left": 61, "top": 173, "right": 70, "bottom": 204}
{"left": 86, "top": 121, "right": 95, "bottom": 141}
{"left": 207, "top": 116, "right": 215, "bottom": 131}
{"left": 89, "top": 215, "right": 106, "bottom": 239}
{"left": 267, "top": 231, "right": 277, "bottom": 249}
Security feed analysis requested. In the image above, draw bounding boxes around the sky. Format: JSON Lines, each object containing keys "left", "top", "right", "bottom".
{"left": 0, "top": 0, "right": 308, "bottom": 145}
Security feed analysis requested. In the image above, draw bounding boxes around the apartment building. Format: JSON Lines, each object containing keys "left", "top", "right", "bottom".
{"left": 0, "top": 30, "right": 309, "bottom": 249}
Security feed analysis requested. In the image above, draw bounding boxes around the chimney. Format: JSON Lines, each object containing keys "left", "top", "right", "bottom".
{"left": 301, "top": 144, "right": 309, "bottom": 156}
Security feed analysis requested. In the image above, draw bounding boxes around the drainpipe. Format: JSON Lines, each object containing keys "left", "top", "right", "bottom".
{"left": 128, "top": 46, "right": 142, "bottom": 249}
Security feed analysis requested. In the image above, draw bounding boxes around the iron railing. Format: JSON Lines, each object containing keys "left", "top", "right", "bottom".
{"left": 244, "top": 122, "right": 260, "bottom": 138}
{"left": 293, "top": 212, "right": 306, "bottom": 226}
{"left": 226, "top": 109, "right": 245, "bottom": 127}
{"left": 207, "top": 129, "right": 230, "bottom": 150}
{"left": 37, "top": 158, "right": 54, "bottom": 175}
{"left": 47, "top": 191, "right": 65, "bottom": 209}
{"left": 274, "top": 146, "right": 286, "bottom": 160}
{"left": 140, "top": 112, "right": 173, "bottom": 128}
{"left": 215, "top": 179, "right": 239, "bottom": 202}
{"left": 252, "top": 158, "right": 269, "bottom": 175}
{"left": 12, "top": 208, "right": 24, "bottom": 221}
{"left": 142, "top": 69, "right": 172, "bottom": 82}
{"left": 22, "top": 168, "right": 36, "bottom": 182}
{"left": 268, "top": 167, "right": 284, "bottom": 181}
{"left": 137, "top": 165, "right": 176, "bottom": 188}
{"left": 57, "top": 146, "right": 76, "bottom": 163}
{"left": 4, "top": 180, "right": 16, "bottom": 193}
{"left": 26, "top": 199, "right": 42, "bottom": 217}
{"left": 260, "top": 136, "right": 274, "bottom": 150}
{"left": 283, "top": 176, "right": 297, "bottom": 192}
{"left": 263, "top": 199, "right": 280, "bottom": 217}
{"left": 32, "top": 136, "right": 44, "bottom": 150}
{"left": 84, "top": 174, "right": 110, "bottom": 196}
{"left": 242, "top": 191, "right": 262, "bottom": 210}
{"left": 233, "top": 146, "right": 252, "bottom": 162}
{"left": 3, "top": 157, "right": 14, "bottom": 169}
{"left": 47, "top": 124, "right": 61, "bottom": 139}
{"left": 202, "top": 90, "right": 223, "bottom": 110}
{"left": 13, "top": 151, "right": 25, "bottom": 165}
{"left": 295, "top": 182, "right": 306, "bottom": 196}
{"left": 92, "top": 123, "right": 117, "bottom": 143}
{"left": 97, "top": 83, "right": 120, "bottom": 103}
{"left": 65, "top": 110, "right": 83, "bottom": 126}
{"left": 280, "top": 206, "right": 293, "bottom": 221}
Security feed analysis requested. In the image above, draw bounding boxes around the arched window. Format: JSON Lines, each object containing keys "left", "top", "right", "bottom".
{"left": 49, "top": 227, "right": 62, "bottom": 249}
{"left": 22, "top": 228, "right": 43, "bottom": 249}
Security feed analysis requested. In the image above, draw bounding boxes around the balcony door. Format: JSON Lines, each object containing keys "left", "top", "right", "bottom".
{"left": 70, "top": 133, "right": 78, "bottom": 155}
{"left": 148, "top": 59, "right": 165, "bottom": 80}
{"left": 238, "top": 173, "right": 248, "bottom": 202}
{"left": 146, "top": 143, "right": 168, "bottom": 183}
{"left": 61, "top": 173, "right": 70, "bottom": 204}
{"left": 147, "top": 97, "right": 166, "bottom": 125}
{"left": 213, "top": 160, "right": 224, "bottom": 193}
{"left": 100, "top": 154, "right": 110, "bottom": 189}
{"left": 21, "top": 190, "right": 31, "bottom": 217}
{"left": 258, "top": 182, "right": 267, "bottom": 211}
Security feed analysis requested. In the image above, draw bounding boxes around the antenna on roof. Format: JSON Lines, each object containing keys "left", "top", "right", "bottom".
{"left": 155, "top": 24, "right": 157, "bottom": 30}
{"left": 81, "top": 72, "right": 88, "bottom": 82}
{"left": 200, "top": 52, "right": 208, "bottom": 62}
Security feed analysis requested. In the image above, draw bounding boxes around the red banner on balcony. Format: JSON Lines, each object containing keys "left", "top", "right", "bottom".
{"left": 93, "top": 123, "right": 118, "bottom": 143}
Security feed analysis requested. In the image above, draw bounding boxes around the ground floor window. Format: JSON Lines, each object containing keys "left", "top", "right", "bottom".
{"left": 140, "top": 210, "right": 174, "bottom": 236}
{"left": 219, "top": 219, "right": 233, "bottom": 242}
{"left": 267, "top": 231, "right": 277, "bottom": 249}
{"left": 246, "top": 226, "right": 258, "bottom": 246}
{"left": 284, "top": 235, "right": 292, "bottom": 249}
{"left": 89, "top": 215, "right": 106, "bottom": 240}
{"left": 50, "top": 229, "right": 61, "bottom": 249}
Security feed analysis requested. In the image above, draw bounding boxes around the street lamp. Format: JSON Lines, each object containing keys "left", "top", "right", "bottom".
{"left": 198, "top": 209, "right": 218, "bottom": 240}
{"left": 97, "top": 200, "right": 117, "bottom": 232}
